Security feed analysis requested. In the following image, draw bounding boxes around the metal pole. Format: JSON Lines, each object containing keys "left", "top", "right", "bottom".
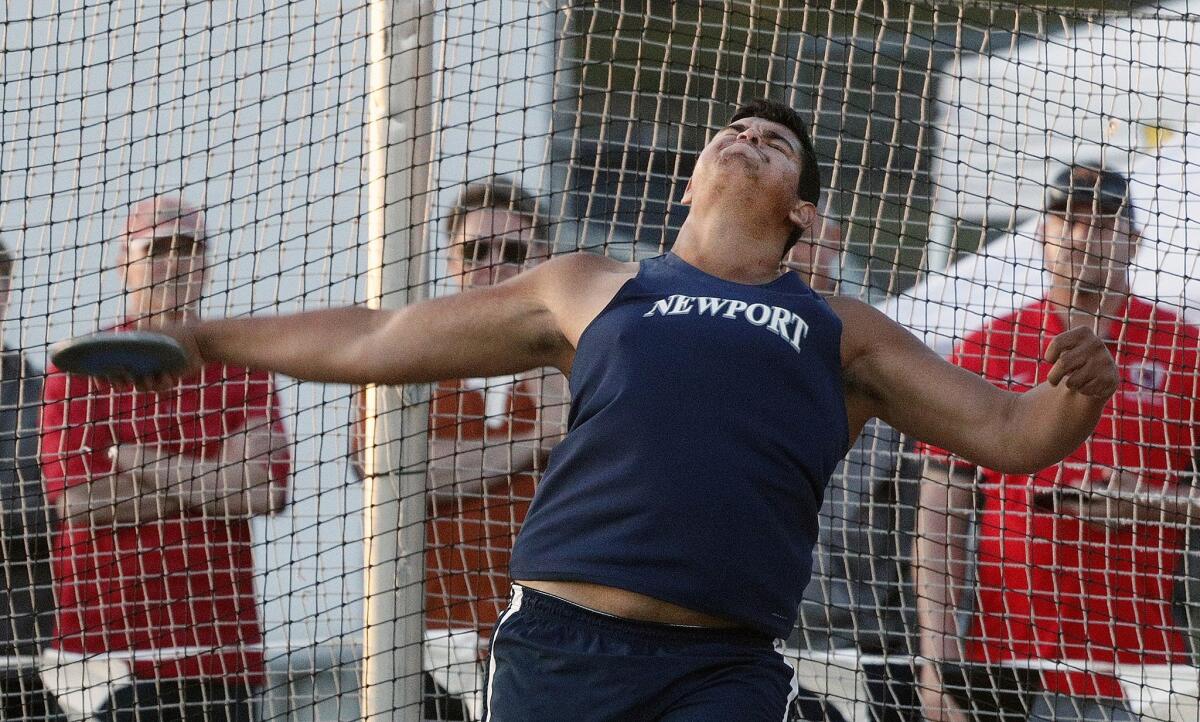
{"left": 365, "top": 1, "right": 434, "bottom": 720}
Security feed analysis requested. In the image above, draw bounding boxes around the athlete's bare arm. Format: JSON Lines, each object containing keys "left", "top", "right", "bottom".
{"left": 838, "top": 294, "right": 1118, "bottom": 722}
{"left": 829, "top": 297, "right": 1118, "bottom": 474}
{"left": 152, "top": 253, "right": 635, "bottom": 388}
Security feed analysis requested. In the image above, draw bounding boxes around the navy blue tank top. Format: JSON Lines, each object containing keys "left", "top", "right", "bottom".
{"left": 509, "top": 252, "right": 849, "bottom": 637}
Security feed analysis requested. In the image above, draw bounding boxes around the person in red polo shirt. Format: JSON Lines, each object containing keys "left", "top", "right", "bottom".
{"left": 915, "top": 166, "right": 1200, "bottom": 722}
{"left": 426, "top": 179, "right": 567, "bottom": 720}
{"left": 39, "top": 196, "right": 291, "bottom": 722}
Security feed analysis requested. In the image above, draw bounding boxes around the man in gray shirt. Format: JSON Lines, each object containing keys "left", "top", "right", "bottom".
{"left": 799, "top": 420, "right": 920, "bottom": 722}
{"left": 0, "top": 243, "right": 63, "bottom": 721}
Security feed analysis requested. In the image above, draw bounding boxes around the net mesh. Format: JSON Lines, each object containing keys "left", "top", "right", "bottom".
{"left": 2, "top": 1, "right": 1199, "bottom": 720}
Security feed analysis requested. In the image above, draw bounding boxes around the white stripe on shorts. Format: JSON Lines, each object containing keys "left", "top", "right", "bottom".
{"left": 481, "top": 584, "right": 525, "bottom": 722}
{"left": 776, "top": 638, "right": 800, "bottom": 722}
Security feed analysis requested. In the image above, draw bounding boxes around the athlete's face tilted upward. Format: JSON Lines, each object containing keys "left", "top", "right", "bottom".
{"left": 686, "top": 116, "right": 806, "bottom": 212}
{"left": 679, "top": 101, "right": 820, "bottom": 263}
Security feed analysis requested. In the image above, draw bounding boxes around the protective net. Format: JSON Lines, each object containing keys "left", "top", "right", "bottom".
{"left": 2, "top": 1, "right": 1199, "bottom": 721}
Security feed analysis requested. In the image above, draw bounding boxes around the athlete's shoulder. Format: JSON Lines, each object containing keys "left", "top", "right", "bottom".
{"left": 538, "top": 251, "right": 636, "bottom": 280}
{"left": 529, "top": 252, "right": 638, "bottom": 348}
{"left": 484, "top": 252, "right": 633, "bottom": 312}
{"left": 529, "top": 252, "right": 636, "bottom": 307}
{"left": 823, "top": 296, "right": 925, "bottom": 365}
{"left": 824, "top": 295, "right": 889, "bottom": 330}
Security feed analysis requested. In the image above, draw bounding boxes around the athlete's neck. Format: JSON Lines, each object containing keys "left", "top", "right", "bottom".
{"left": 673, "top": 212, "right": 788, "bottom": 285}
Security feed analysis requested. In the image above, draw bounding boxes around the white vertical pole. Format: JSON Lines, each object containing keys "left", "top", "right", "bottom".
{"left": 926, "top": 211, "right": 953, "bottom": 273}
{"left": 365, "top": 1, "right": 435, "bottom": 720}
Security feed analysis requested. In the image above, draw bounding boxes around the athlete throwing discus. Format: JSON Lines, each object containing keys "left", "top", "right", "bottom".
{"left": 99, "top": 99, "right": 1119, "bottom": 720}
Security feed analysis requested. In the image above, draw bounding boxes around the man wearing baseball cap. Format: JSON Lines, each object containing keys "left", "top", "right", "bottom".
{"left": 117, "top": 195, "right": 209, "bottom": 325}
{"left": 914, "top": 164, "right": 1200, "bottom": 722}
{"left": 39, "top": 195, "right": 292, "bottom": 721}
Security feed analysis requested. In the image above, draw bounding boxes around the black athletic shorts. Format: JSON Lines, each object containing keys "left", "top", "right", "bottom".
{"left": 482, "top": 584, "right": 798, "bottom": 721}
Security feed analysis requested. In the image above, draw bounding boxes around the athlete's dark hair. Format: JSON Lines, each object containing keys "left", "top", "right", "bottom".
{"left": 729, "top": 98, "right": 822, "bottom": 250}
{"left": 446, "top": 176, "right": 546, "bottom": 242}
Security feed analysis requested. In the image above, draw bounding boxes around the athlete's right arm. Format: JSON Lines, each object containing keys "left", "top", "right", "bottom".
{"left": 156, "top": 253, "right": 627, "bottom": 386}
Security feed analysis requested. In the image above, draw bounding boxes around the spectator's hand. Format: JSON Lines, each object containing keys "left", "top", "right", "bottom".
{"left": 1045, "top": 326, "right": 1119, "bottom": 398}
{"left": 919, "top": 665, "right": 969, "bottom": 722}
{"left": 111, "top": 444, "right": 182, "bottom": 493}
{"left": 1062, "top": 470, "right": 1144, "bottom": 528}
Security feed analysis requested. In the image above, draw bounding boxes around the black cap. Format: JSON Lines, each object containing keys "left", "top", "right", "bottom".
{"left": 1044, "top": 165, "right": 1132, "bottom": 220}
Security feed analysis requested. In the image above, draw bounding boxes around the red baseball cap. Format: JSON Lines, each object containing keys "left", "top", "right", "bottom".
{"left": 124, "top": 195, "right": 205, "bottom": 243}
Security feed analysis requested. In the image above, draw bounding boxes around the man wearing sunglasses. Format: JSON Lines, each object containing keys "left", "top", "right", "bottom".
{"left": 444, "top": 179, "right": 552, "bottom": 287}
{"left": 421, "top": 179, "right": 565, "bottom": 719}
{"left": 39, "top": 195, "right": 292, "bottom": 721}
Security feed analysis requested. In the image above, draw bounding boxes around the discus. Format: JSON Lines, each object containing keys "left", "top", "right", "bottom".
{"left": 51, "top": 331, "right": 189, "bottom": 380}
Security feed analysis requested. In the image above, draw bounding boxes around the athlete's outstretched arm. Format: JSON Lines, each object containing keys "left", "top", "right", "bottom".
{"left": 830, "top": 297, "right": 1118, "bottom": 474}
{"left": 151, "top": 255, "right": 613, "bottom": 386}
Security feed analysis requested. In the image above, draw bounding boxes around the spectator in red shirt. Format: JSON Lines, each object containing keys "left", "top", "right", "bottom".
{"left": 39, "top": 196, "right": 291, "bottom": 722}
{"left": 915, "top": 166, "right": 1200, "bottom": 722}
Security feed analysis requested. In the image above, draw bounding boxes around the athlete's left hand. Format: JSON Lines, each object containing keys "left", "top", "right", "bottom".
{"left": 1045, "top": 327, "right": 1119, "bottom": 398}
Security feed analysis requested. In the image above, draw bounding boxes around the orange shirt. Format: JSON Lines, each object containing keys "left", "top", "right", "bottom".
{"left": 425, "top": 376, "right": 543, "bottom": 637}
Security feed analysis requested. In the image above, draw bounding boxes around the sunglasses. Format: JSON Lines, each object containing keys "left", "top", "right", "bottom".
{"left": 129, "top": 235, "right": 205, "bottom": 259}
{"left": 460, "top": 236, "right": 529, "bottom": 266}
